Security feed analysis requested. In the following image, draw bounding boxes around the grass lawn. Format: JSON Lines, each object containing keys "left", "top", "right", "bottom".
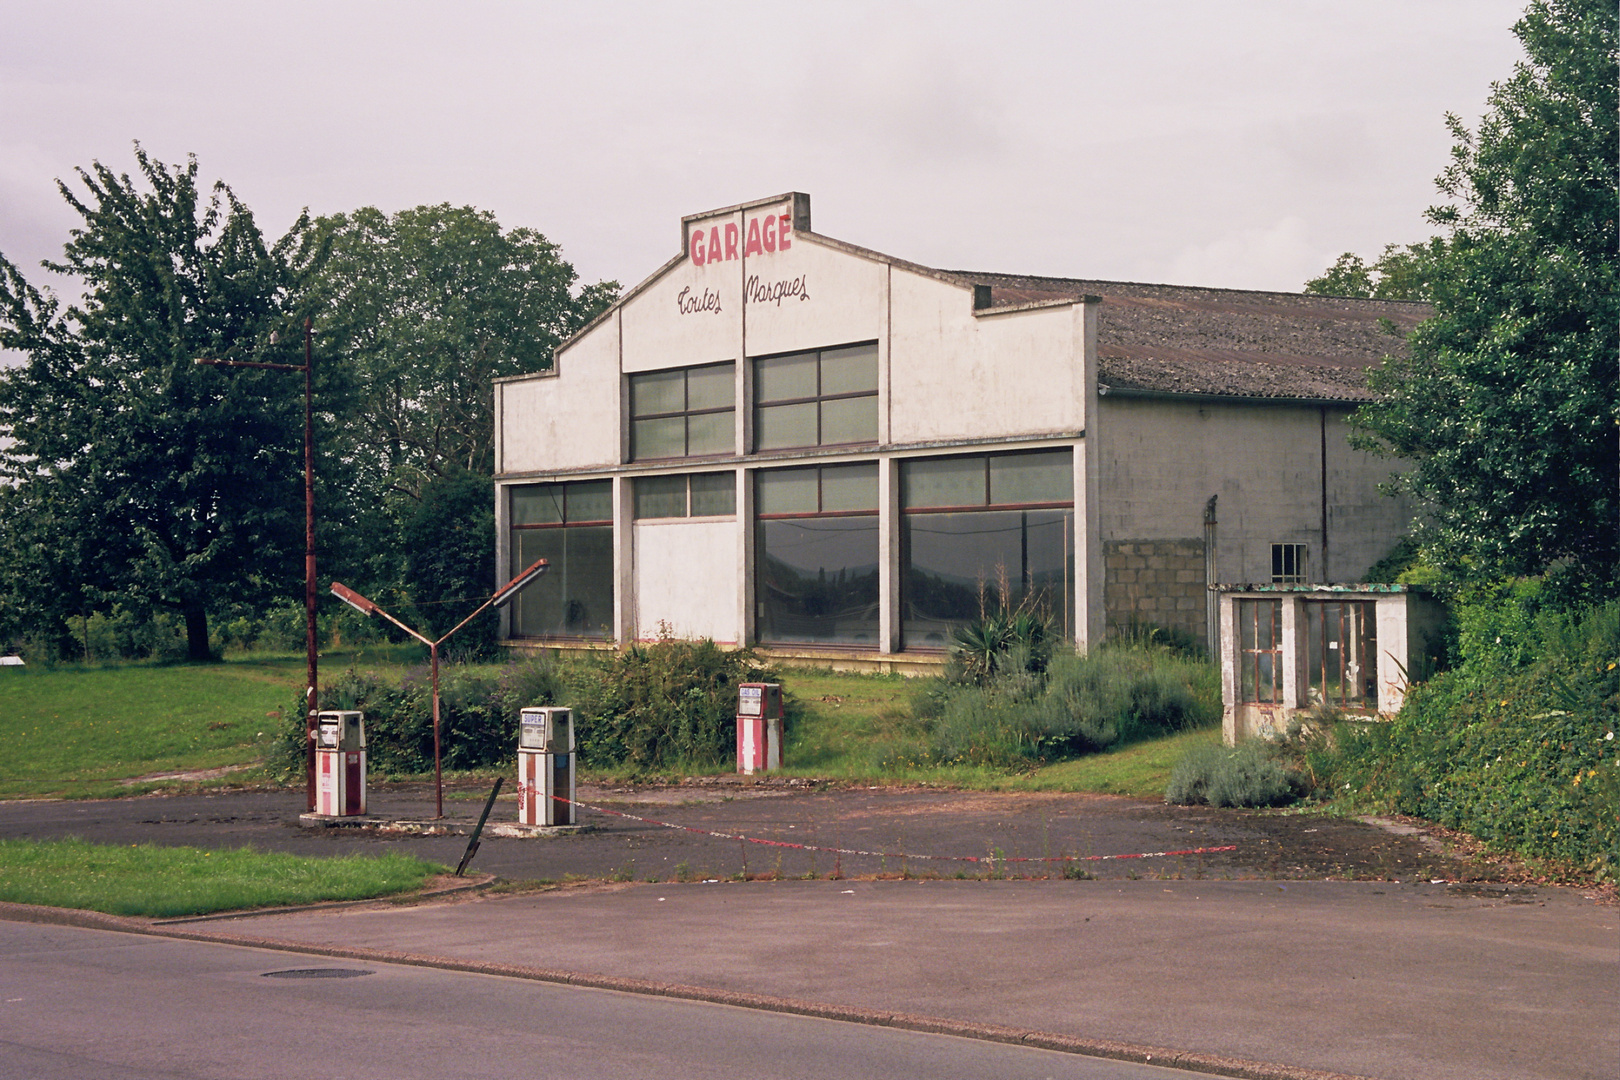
{"left": 0, "top": 838, "right": 444, "bottom": 917}
{"left": 777, "top": 668, "right": 1217, "bottom": 800}
{"left": 0, "top": 651, "right": 1216, "bottom": 803}
{"left": 0, "top": 659, "right": 305, "bottom": 798}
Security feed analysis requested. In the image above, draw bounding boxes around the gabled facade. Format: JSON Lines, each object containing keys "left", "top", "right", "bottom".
{"left": 494, "top": 193, "right": 1422, "bottom": 671}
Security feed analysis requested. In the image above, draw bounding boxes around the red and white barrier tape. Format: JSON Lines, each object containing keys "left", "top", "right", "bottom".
{"left": 549, "top": 793, "right": 1235, "bottom": 865}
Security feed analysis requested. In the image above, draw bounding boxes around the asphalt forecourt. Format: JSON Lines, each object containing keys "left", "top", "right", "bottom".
{"left": 0, "top": 779, "right": 1520, "bottom": 885}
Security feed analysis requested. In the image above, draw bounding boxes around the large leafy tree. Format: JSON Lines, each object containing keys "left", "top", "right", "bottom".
{"left": 306, "top": 204, "right": 615, "bottom": 639}
{"left": 1342, "top": 0, "right": 1618, "bottom": 588}
{"left": 0, "top": 147, "right": 318, "bottom": 659}
{"left": 310, "top": 204, "right": 617, "bottom": 502}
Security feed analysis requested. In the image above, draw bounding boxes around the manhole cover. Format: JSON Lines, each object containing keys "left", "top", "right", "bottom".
{"left": 261, "top": 968, "right": 374, "bottom": 979}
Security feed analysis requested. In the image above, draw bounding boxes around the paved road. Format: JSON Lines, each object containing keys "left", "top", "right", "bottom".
{"left": 142, "top": 877, "right": 1615, "bottom": 1080}
{"left": 0, "top": 920, "right": 1212, "bottom": 1080}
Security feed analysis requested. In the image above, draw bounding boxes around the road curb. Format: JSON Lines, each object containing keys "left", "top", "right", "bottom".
{"left": 0, "top": 899, "right": 1374, "bottom": 1080}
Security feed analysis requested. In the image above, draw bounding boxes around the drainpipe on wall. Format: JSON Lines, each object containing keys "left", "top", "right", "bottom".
{"left": 1203, "top": 494, "right": 1218, "bottom": 652}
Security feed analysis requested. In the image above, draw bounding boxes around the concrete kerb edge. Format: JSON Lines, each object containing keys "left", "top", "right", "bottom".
{"left": 0, "top": 900, "right": 1374, "bottom": 1080}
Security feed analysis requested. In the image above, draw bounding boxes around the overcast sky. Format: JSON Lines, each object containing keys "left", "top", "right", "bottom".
{"left": 2, "top": 0, "right": 1528, "bottom": 308}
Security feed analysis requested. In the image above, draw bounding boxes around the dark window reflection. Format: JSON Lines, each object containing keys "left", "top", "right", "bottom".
{"left": 511, "top": 526, "right": 614, "bottom": 639}
{"left": 901, "top": 509, "right": 1073, "bottom": 647}
{"left": 756, "top": 518, "right": 879, "bottom": 646}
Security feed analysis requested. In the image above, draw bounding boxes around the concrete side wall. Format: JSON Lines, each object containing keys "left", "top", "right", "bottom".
{"left": 888, "top": 271, "right": 1083, "bottom": 445}
{"left": 1103, "top": 539, "right": 1206, "bottom": 646}
{"left": 1097, "top": 397, "right": 1414, "bottom": 583}
{"left": 499, "top": 316, "right": 622, "bottom": 475}
{"left": 632, "top": 519, "right": 742, "bottom": 643}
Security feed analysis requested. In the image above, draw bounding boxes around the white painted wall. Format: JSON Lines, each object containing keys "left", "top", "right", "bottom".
{"left": 497, "top": 315, "right": 622, "bottom": 475}
{"left": 632, "top": 519, "right": 742, "bottom": 643}
{"left": 888, "top": 271, "right": 1084, "bottom": 445}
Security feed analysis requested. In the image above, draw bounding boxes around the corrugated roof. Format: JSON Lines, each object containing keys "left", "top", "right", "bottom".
{"left": 954, "top": 273, "right": 1430, "bottom": 402}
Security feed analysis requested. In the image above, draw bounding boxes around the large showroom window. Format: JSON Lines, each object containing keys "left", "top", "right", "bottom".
{"left": 508, "top": 480, "right": 614, "bottom": 639}
{"left": 900, "top": 449, "right": 1074, "bottom": 648}
{"left": 753, "top": 342, "right": 878, "bottom": 452}
{"left": 629, "top": 362, "right": 734, "bottom": 460}
{"left": 755, "top": 463, "right": 880, "bottom": 646}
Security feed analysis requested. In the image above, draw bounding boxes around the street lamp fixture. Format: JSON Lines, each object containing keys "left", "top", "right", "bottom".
{"left": 196, "top": 317, "right": 319, "bottom": 812}
{"left": 329, "top": 557, "right": 549, "bottom": 818}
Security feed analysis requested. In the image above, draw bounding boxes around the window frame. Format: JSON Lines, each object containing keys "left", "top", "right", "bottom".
{"left": 752, "top": 342, "right": 879, "bottom": 453}
{"left": 1271, "top": 543, "right": 1308, "bottom": 584}
{"left": 1236, "top": 598, "right": 1285, "bottom": 704}
{"left": 754, "top": 463, "right": 881, "bottom": 648}
{"left": 507, "top": 480, "right": 615, "bottom": 641}
{"left": 628, "top": 361, "right": 736, "bottom": 462}
{"left": 632, "top": 471, "right": 737, "bottom": 520}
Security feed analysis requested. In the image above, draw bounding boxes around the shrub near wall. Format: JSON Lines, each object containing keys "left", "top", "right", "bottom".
{"left": 270, "top": 658, "right": 564, "bottom": 776}
{"left": 569, "top": 639, "right": 777, "bottom": 771}
{"left": 1332, "top": 590, "right": 1619, "bottom": 881}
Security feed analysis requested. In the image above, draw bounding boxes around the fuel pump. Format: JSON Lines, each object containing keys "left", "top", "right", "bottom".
{"left": 517, "top": 706, "right": 575, "bottom": 826}
{"left": 736, "top": 683, "right": 783, "bottom": 775}
{"left": 314, "top": 710, "right": 366, "bottom": 816}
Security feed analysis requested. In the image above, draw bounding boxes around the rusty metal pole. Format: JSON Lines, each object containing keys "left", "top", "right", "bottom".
{"left": 431, "top": 640, "right": 443, "bottom": 819}
{"left": 303, "top": 318, "right": 320, "bottom": 813}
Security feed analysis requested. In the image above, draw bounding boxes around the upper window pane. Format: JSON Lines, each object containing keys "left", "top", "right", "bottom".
{"left": 755, "top": 352, "right": 819, "bottom": 403}
{"left": 689, "top": 472, "right": 736, "bottom": 516}
{"left": 820, "top": 343, "right": 878, "bottom": 395}
{"left": 512, "top": 484, "right": 565, "bottom": 526}
{"left": 567, "top": 481, "right": 614, "bottom": 523}
{"left": 820, "top": 396, "right": 877, "bottom": 446}
{"left": 757, "top": 467, "right": 819, "bottom": 515}
{"left": 903, "top": 457, "right": 985, "bottom": 509}
{"left": 634, "top": 475, "right": 688, "bottom": 519}
{"left": 820, "top": 463, "right": 879, "bottom": 513}
{"left": 989, "top": 451, "right": 1073, "bottom": 505}
{"left": 630, "top": 369, "right": 686, "bottom": 417}
{"left": 632, "top": 416, "right": 686, "bottom": 460}
{"left": 686, "top": 363, "right": 735, "bottom": 411}
{"left": 685, "top": 410, "right": 734, "bottom": 456}
{"left": 755, "top": 402, "right": 819, "bottom": 452}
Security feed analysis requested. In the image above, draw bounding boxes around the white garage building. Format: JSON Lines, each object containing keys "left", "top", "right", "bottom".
{"left": 494, "top": 193, "right": 1424, "bottom": 672}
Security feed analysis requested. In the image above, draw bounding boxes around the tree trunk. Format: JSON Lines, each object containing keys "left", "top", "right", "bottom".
{"left": 184, "top": 606, "right": 211, "bottom": 661}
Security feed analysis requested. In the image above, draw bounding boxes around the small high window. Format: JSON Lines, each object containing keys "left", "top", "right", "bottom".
{"left": 1271, "top": 543, "right": 1308, "bottom": 584}
{"left": 633, "top": 472, "right": 736, "bottom": 519}
{"left": 629, "top": 362, "right": 735, "bottom": 461}
{"left": 753, "top": 342, "right": 878, "bottom": 452}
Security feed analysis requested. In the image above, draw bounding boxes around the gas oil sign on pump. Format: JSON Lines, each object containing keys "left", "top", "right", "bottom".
{"left": 517, "top": 706, "right": 575, "bottom": 826}
{"left": 736, "top": 683, "right": 783, "bottom": 775}
{"left": 314, "top": 710, "right": 366, "bottom": 816}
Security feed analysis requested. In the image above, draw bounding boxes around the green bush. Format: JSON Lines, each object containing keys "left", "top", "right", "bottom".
{"left": 570, "top": 639, "right": 776, "bottom": 771}
{"left": 1165, "top": 740, "right": 1298, "bottom": 808}
{"left": 1324, "top": 596, "right": 1619, "bottom": 879}
{"left": 269, "top": 655, "right": 565, "bottom": 776}
{"left": 908, "top": 643, "right": 1220, "bottom": 770}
